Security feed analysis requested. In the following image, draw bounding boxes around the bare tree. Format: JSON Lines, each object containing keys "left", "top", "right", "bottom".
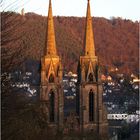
{"left": 1, "top": 2, "right": 55, "bottom": 140}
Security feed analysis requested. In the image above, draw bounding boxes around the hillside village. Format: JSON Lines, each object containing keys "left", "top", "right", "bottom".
{"left": 4, "top": 67, "right": 139, "bottom": 139}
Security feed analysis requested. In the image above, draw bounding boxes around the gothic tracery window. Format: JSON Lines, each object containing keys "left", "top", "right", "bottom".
{"left": 49, "top": 90, "right": 55, "bottom": 122}
{"left": 89, "top": 90, "right": 94, "bottom": 122}
{"left": 49, "top": 73, "right": 54, "bottom": 83}
{"left": 88, "top": 73, "right": 94, "bottom": 82}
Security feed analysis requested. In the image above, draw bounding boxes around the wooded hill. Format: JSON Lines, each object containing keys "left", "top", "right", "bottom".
{"left": 2, "top": 12, "right": 139, "bottom": 75}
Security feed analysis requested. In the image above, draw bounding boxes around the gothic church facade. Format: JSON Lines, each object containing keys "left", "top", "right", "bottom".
{"left": 40, "top": 0, "right": 108, "bottom": 137}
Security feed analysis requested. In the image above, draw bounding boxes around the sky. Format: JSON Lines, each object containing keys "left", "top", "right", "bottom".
{"left": 1, "top": 0, "right": 140, "bottom": 21}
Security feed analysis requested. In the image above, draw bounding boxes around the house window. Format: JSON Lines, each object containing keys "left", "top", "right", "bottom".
{"left": 89, "top": 90, "right": 94, "bottom": 122}
{"left": 88, "top": 73, "right": 94, "bottom": 82}
{"left": 49, "top": 73, "right": 54, "bottom": 83}
{"left": 49, "top": 90, "right": 55, "bottom": 122}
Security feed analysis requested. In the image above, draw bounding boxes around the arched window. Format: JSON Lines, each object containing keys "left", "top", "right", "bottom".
{"left": 88, "top": 73, "right": 94, "bottom": 82}
{"left": 49, "top": 90, "right": 55, "bottom": 122}
{"left": 89, "top": 90, "right": 94, "bottom": 122}
{"left": 49, "top": 73, "right": 54, "bottom": 83}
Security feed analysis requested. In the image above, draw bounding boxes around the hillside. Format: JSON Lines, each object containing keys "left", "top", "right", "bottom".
{"left": 1, "top": 12, "right": 139, "bottom": 75}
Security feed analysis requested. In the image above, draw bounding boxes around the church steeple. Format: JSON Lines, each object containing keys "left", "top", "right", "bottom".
{"left": 84, "top": 0, "right": 95, "bottom": 56}
{"left": 45, "top": 0, "right": 57, "bottom": 55}
{"left": 76, "top": 1, "right": 108, "bottom": 137}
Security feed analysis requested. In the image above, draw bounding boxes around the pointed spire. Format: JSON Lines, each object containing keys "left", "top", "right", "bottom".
{"left": 45, "top": 0, "right": 57, "bottom": 55}
{"left": 84, "top": 0, "right": 95, "bottom": 56}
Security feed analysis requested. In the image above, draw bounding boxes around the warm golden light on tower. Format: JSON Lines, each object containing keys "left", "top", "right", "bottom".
{"left": 84, "top": 0, "right": 95, "bottom": 56}
{"left": 45, "top": 0, "right": 57, "bottom": 55}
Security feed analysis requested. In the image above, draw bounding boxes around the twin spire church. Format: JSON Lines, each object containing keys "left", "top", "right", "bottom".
{"left": 40, "top": 0, "right": 108, "bottom": 138}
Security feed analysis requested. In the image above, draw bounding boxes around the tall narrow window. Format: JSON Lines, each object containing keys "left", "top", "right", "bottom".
{"left": 89, "top": 90, "right": 94, "bottom": 122}
{"left": 49, "top": 90, "right": 55, "bottom": 122}
{"left": 88, "top": 73, "right": 94, "bottom": 82}
{"left": 49, "top": 73, "right": 54, "bottom": 83}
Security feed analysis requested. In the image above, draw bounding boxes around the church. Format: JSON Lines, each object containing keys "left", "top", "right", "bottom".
{"left": 40, "top": 0, "right": 108, "bottom": 138}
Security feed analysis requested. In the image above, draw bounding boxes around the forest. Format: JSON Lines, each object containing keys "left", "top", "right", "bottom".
{"left": 2, "top": 12, "right": 139, "bottom": 75}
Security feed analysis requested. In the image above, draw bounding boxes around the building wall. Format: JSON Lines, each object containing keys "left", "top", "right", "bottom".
{"left": 40, "top": 56, "right": 64, "bottom": 130}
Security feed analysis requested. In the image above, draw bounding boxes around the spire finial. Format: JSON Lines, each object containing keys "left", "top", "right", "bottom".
{"left": 49, "top": 0, "right": 52, "bottom": 5}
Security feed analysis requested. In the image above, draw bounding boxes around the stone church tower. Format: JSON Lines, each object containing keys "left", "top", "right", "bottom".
{"left": 76, "top": 0, "right": 108, "bottom": 138}
{"left": 40, "top": 0, "right": 64, "bottom": 130}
